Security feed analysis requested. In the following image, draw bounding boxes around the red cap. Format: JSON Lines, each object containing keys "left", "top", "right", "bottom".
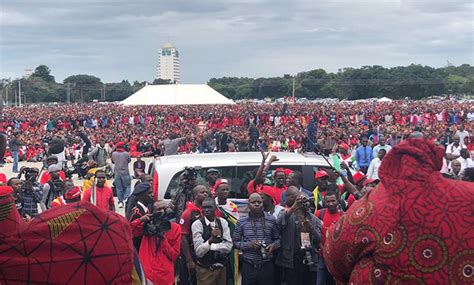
{"left": 116, "top": 141, "right": 125, "bottom": 148}
{"left": 315, "top": 170, "right": 329, "bottom": 179}
{"left": 274, "top": 168, "right": 286, "bottom": 176}
{"left": 65, "top": 186, "right": 81, "bottom": 200}
{"left": 284, "top": 169, "right": 293, "bottom": 176}
{"left": 0, "top": 186, "right": 13, "bottom": 197}
{"left": 339, "top": 143, "right": 350, "bottom": 151}
{"left": 353, "top": 171, "right": 367, "bottom": 185}
{"left": 214, "top": 179, "right": 228, "bottom": 190}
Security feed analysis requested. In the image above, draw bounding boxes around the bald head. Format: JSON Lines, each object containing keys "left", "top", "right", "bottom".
{"left": 285, "top": 186, "right": 300, "bottom": 207}
{"left": 193, "top": 185, "right": 209, "bottom": 205}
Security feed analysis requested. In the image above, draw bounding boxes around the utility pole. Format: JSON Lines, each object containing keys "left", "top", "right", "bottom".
{"left": 67, "top": 82, "right": 71, "bottom": 104}
{"left": 292, "top": 76, "right": 295, "bottom": 102}
{"left": 5, "top": 84, "right": 8, "bottom": 106}
{"left": 102, "top": 84, "right": 105, "bottom": 101}
{"left": 18, "top": 79, "right": 21, "bottom": 107}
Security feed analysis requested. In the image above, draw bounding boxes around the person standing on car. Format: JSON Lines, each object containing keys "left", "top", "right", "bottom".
{"left": 192, "top": 197, "right": 233, "bottom": 285}
{"left": 112, "top": 141, "right": 131, "bottom": 208}
{"left": 233, "top": 193, "right": 280, "bottom": 285}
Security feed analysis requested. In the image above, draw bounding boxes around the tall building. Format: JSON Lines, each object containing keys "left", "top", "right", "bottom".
{"left": 157, "top": 42, "right": 180, "bottom": 83}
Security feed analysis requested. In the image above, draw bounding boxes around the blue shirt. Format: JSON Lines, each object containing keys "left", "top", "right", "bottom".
{"left": 233, "top": 213, "right": 280, "bottom": 264}
{"left": 355, "top": 145, "right": 373, "bottom": 168}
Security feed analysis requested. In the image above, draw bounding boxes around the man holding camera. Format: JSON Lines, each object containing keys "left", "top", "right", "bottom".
{"left": 137, "top": 200, "right": 181, "bottom": 285}
{"left": 18, "top": 167, "right": 43, "bottom": 218}
{"left": 233, "top": 193, "right": 280, "bottom": 285}
{"left": 173, "top": 168, "right": 198, "bottom": 220}
{"left": 129, "top": 182, "right": 155, "bottom": 251}
{"left": 41, "top": 164, "right": 66, "bottom": 211}
{"left": 192, "top": 197, "right": 233, "bottom": 285}
{"left": 276, "top": 186, "right": 322, "bottom": 285}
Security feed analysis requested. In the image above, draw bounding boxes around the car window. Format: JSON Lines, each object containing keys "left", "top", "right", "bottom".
{"left": 164, "top": 167, "right": 236, "bottom": 199}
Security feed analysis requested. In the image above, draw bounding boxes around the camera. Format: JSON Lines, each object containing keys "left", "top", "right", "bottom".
{"left": 181, "top": 167, "right": 200, "bottom": 189}
{"left": 301, "top": 246, "right": 315, "bottom": 266}
{"left": 257, "top": 241, "right": 270, "bottom": 260}
{"left": 143, "top": 208, "right": 175, "bottom": 237}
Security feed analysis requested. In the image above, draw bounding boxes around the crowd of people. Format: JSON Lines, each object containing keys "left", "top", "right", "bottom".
{"left": 1, "top": 100, "right": 474, "bottom": 285}
{"left": 2, "top": 100, "right": 473, "bottom": 163}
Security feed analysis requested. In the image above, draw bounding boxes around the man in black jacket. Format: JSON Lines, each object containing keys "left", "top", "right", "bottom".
{"left": 276, "top": 186, "right": 322, "bottom": 285}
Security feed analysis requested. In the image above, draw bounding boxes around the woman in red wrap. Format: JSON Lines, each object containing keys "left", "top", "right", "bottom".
{"left": 0, "top": 188, "right": 145, "bottom": 284}
{"left": 324, "top": 137, "right": 474, "bottom": 284}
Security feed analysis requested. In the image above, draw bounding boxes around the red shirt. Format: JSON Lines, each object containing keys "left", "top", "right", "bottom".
{"left": 315, "top": 209, "right": 342, "bottom": 245}
{"left": 40, "top": 171, "right": 66, "bottom": 185}
{"left": 138, "top": 222, "right": 181, "bottom": 285}
{"left": 179, "top": 202, "right": 201, "bottom": 236}
{"left": 82, "top": 186, "right": 114, "bottom": 211}
{"left": 247, "top": 180, "right": 284, "bottom": 205}
{"left": 179, "top": 202, "right": 222, "bottom": 236}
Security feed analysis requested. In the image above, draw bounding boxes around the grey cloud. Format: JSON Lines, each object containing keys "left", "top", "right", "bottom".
{"left": 0, "top": 0, "right": 472, "bottom": 83}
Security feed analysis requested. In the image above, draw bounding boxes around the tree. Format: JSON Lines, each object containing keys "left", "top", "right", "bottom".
{"left": 152, "top": 78, "right": 172, "bottom": 85}
{"left": 63, "top": 75, "right": 102, "bottom": 102}
{"left": 31, "top": 65, "right": 55, "bottom": 83}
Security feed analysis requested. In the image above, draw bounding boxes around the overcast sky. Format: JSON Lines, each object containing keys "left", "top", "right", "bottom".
{"left": 1, "top": 0, "right": 472, "bottom": 83}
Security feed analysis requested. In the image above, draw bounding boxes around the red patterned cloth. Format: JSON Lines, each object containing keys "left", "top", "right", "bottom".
{"left": 324, "top": 138, "right": 474, "bottom": 284}
{"left": 0, "top": 200, "right": 143, "bottom": 284}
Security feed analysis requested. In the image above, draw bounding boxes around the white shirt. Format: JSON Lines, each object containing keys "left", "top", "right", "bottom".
{"left": 446, "top": 143, "right": 466, "bottom": 157}
{"left": 191, "top": 217, "right": 233, "bottom": 259}
{"left": 367, "top": 157, "right": 382, "bottom": 180}
{"left": 467, "top": 112, "right": 474, "bottom": 122}
{"left": 266, "top": 205, "right": 285, "bottom": 219}
{"left": 372, "top": 144, "right": 392, "bottom": 158}
{"left": 455, "top": 130, "right": 470, "bottom": 144}
{"left": 456, "top": 157, "right": 474, "bottom": 174}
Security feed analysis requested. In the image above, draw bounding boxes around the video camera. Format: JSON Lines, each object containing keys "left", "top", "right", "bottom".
{"left": 256, "top": 241, "right": 270, "bottom": 260}
{"left": 143, "top": 208, "right": 175, "bottom": 237}
{"left": 301, "top": 246, "right": 315, "bottom": 266}
{"left": 19, "top": 167, "right": 39, "bottom": 181}
{"left": 181, "top": 166, "right": 199, "bottom": 189}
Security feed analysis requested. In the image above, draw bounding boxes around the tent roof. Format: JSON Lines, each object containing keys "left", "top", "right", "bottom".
{"left": 121, "top": 84, "right": 235, "bottom": 105}
{"left": 377, "top": 97, "right": 393, "bottom": 102}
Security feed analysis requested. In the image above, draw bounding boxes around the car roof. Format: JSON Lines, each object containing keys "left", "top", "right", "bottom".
{"left": 154, "top": 152, "right": 331, "bottom": 168}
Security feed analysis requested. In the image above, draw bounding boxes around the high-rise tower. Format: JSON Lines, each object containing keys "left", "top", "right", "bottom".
{"left": 157, "top": 42, "right": 180, "bottom": 83}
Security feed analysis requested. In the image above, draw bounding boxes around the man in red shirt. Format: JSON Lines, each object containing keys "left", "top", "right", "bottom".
{"left": 82, "top": 170, "right": 115, "bottom": 212}
{"left": 179, "top": 185, "right": 210, "bottom": 284}
{"left": 137, "top": 200, "right": 181, "bottom": 285}
{"left": 39, "top": 156, "right": 66, "bottom": 185}
{"left": 315, "top": 191, "right": 342, "bottom": 285}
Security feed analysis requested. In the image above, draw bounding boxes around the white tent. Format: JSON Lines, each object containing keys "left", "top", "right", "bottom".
{"left": 121, "top": 84, "right": 235, "bottom": 105}
{"left": 377, "top": 97, "right": 393, "bottom": 102}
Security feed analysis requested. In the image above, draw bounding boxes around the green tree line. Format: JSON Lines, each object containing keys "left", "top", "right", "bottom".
{"left": 1, "top": 64, "right": 473, "bottom": 104}
{"left": 209, "top": 64, "right": 474, "bottom": 100}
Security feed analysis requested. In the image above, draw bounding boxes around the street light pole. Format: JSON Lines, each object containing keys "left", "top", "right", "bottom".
{"left": 18, "top": 79, "right": 21, "bottom": 107}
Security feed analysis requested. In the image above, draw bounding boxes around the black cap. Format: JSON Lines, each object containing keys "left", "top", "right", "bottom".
{"left": 206, "top": 168, "right": 220, "bottom": 174}
{"left": 133, "top": 182, "right": 151, "bottom": 195}
{"left": 46, "top": 155, "right": 58, "bottom": 162}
